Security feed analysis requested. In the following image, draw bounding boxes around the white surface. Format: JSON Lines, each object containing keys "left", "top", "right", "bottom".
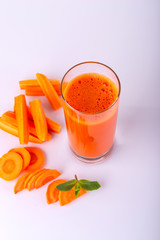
{"left": 0, "top": 1, "right": 159, "bottom": 240}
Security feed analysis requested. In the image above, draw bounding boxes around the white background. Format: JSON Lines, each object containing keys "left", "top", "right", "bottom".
{"left": 0, "top": 1, "right": 159, "bottom": 240}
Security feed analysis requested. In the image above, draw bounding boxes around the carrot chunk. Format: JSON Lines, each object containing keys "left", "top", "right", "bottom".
{"left": 35, "top": 169, "right": 61, "bottom": 189}
{"left": 9, "top": 148, "right": 31, "bottom": 170}
{"left": 0, "top": 152, "right": 23, "bottom": 181}
{"left": 27, "top": 169, "right": 48, "bottom": 191}
{"left": 59, "top": 187, "right": 86, "bottom": 206}
{"left": 0, "top": 118, "right": 42, "bottom": 144}
{"left": 27, "top": 106, "right": 61, "bottom": 134}
{"left": 23, "top": 168, "right": 47, "bottom": 189}
{"left": 36, "top": 73, "right": 62, "bottom": 110}
{"left": 14, "top": 95, "right": 29, "bottom": 144}
{"left": 46, "top": 179, "right": 66, "bottom": 204}
{"left": 29, "top": 99, "right": 48, "bottom": 141}
{"left": 25, "top": 147, "right": 45, "bottom": 172}
{"left": 14, "top": 173, "right": 30, "bottom": 194}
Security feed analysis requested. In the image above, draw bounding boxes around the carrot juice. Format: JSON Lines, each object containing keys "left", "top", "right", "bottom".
{"left": 61, "top": 62, "right": 120, "bottom": 163}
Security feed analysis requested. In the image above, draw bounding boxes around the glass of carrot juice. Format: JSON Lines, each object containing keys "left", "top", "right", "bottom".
{"left": 61, "top": 62, "right": 121, "bottom": 163}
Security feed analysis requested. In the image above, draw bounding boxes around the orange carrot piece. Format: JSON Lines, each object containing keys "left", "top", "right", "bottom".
{"left": 23, "top": 168, "right": 47, "bottom": 189}
{"left": 14, "top": 94, "right": 29, "bottom": 144}
{"left": 36, "top": 73, "right": 62, "bottom": 110}
{"left": 27, "top": 169, "right": 48, "bottom": 191}
{"left": 27, "top": 106, "right": 61, "bottom": 134}
{"left": 0, "top": 152, "right": 23, "bottom": 181}
{"left": 9, "top": 148, "right": 31, "bottom": 170}
{"left": 59, "top": 187, "right": 86, "bottom": 206}
{"left": 25, "top": 147, "right": 45, "bottom": 172}
{"left": 0, "top": 118, "right": 42, "bottom": 144}
{"left": 46, "top": 179, "right": 66, "bottom": 204}
{"left": 1, "top": 111, "right": 52, "bottom": 141}
{"left": 29, "top": 99, "right": 48, "bottom": 141}
{"left": 35, "top": 169, "right": 61, "bottom": 189}
{"left": 25, "top": 86, "right": 61, "bottom": 96}
{"left": 19, "top": 78, "right": 60, "bottom": 92}
{"left": 14, "top": 173, "right": 30, "bottom": 194}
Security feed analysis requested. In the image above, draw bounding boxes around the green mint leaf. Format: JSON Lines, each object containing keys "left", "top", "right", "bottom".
{"left": 56, "top": 179, "right": 77, "bottom": 191}
{"left": 74, "top": 183, "right": 81, "bottom": 198}
{"left": 79, "top": 179, "right": 101, "bottom": 191}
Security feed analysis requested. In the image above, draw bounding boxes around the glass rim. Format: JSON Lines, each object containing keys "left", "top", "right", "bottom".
{"left": 61, "top": 61, "right": 121, "bottom": 115}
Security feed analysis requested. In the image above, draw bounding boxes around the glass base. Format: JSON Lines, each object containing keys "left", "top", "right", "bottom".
{"left": 70, "top": 146, "right": 113, "bottom": 164}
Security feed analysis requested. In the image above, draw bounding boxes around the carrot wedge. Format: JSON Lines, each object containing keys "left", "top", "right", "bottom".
{"left": 46, "top": 179, "right": 66, "bottom": 204}
{"left": 35, "top": 169, "right": 61, "bottom": 189}
{"left": 59, "top": 187, "right": 86, "bottom": 206}
{"left": 14, "top": 173, "right": 30, "bottom": 194}
{"left": 27, "top": 106, "right": 61, "bottom": 134}
{"left": 0, "top": 118, "right": 42, "bottom": 144}
{"left": 1, "top": 111, "right": 52, "bottom": 141}
{"left": 25, "top": 147, "right": 45, "bottom": 172}
{"left": 9, "top": 148, "right": 31, "bottom": 170}
{"left": 36, "top": 73, "right": 62, "bottom": 110}
{"left": 14, "top": 94, "right": 29, "bottom": 144}
{"left": 29, "top": 99, "right": 48, "bottom": 141}
{"left": 27, "top": 169, "right": 48, "bottom": 191}
{"left": 25, "top": 86, "right": 61, "bottom": 96}
{"left": 19, "top": 78, "right": 61, "bottom": 92}
{"left": 24, "top": 168, "right": 47, "bottom": 189}
{"left": 0, "top": 152, "right": 23, "bottom": 181}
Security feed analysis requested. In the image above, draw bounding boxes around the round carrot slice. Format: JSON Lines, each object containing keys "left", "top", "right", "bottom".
{"left": 25, "top": 147, "right": 45, "bottom": 171}
{"left": 59, "top": 187, "right": 86, "bottom": 206}
{"left": 14, "top": 172, "right": 30, "bottom": 194}
{"left": 9, "top": 148, "right": 31, "bottom": 170}
{"left": 35, "top": 169, "right": 61, "bottom": 189}
{"left": 46, "top": 179, "right": 66, "bottom": 204}
{"left": 23, "top": 168, "right": 47, "bottom": 189}
{"left": 27, "top": 168, "right": 48, "bottom": 191}
{"left": 0, "top": 152, "right": 23, "bottom": 181}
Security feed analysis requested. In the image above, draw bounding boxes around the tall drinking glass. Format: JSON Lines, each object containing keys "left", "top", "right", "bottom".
{"left": 61, "top": 62, "right": 121, "bottom": 164}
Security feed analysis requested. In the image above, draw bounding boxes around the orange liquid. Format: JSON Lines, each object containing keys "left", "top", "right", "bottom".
{"left": 63, "top": 73, "right": 119, "bottom": 158}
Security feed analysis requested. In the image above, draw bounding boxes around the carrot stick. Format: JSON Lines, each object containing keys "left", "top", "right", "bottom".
{"left": 0, "top": 152, "right": 23, "bottom": 181}
{"left": 36, "top": 73, "right": 62, "bottom": 110}
{"left": 0, "top": 118, "right": 42, "bottom": 144}
{"left": 27, "top": 106, "right": 61, "bottom": 134}
{"left": 25, "top": 86, "right": 61, "bottom": 96}
{"left": 14, "top": 95, "right": 29, "bottom": 144}
{"left": 19, "top": 78, "right": 60, "bottom": 91}
{"left": 1, "top": 111, "right": 52, "bottom": 141}
{"left": 29, "top": 99, "right": 48, "bottom": 141}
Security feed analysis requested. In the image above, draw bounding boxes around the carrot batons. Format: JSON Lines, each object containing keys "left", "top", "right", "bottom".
{"left": 25, "top": 86, "right": 61, "bottom": 96}
{"left": 35, "top": 169, "right": 61, "bottom": 189}
{"left": 29, "top": 99, "right": 48, "bottom": 141}
{"left": 14, "top": 95, "right": 29, "bottom": 144}
{"left": 9, "top": 148, "right": 31, "bottom": 170}
{"left": 25, "top": 147, "right": 45, "bottom": 172}
{"left": 14, "top": 173, "right": 30, "bottom": 194}
{"left": 59, "top": 187, "right": 86, "bottom": 206}
{"left": 0, "top": 118, "right": 42, "bottom": 144}
{"left": 46, "top": 179, "right": 66, "bottom": 204}
{"left": 0, "top": 152, "right": 23, "bottom": 181}
{"left": 19, "top": 78, "right": 61, "bottom": 94}
{"left": 27, "top": 106, "right": 61, "bottom": 134}
{"left": 36, "top": 73, "right": 62, "bottom": 110}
